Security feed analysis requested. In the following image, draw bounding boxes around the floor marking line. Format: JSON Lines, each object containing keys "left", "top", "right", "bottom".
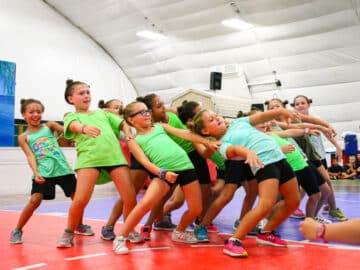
{"left": 328, "top": 246, "right": 360, "bottom": 250}
{"left": 287, "top": 244, "right": 304, "bottom": 248}
{"left": 191, "top": 244, "right": 223, "bottom": 248}
{"left": 130, "top": 246, "right": 171, "bottom": 252}
{"left": 13, "top": 263, "right": 47, "bottom": 270}
{"left": 64, "top": 252, "right": 107, "bottom": 261}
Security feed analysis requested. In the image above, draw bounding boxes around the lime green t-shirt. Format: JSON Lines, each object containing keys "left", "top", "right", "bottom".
{"left": 166, "top": 112, "right": 194, "bottom": 154}
{"left": 135, "top": 124, "right": 194, "bottom": 171}
{"left": 271, "top": 133, "right": 307, "bottom": 171}
{"left": 64, "top": 110, "right": 127, "bottom": 170}
{"left": 210, "top": 151, "right": 226, "bottom": 171}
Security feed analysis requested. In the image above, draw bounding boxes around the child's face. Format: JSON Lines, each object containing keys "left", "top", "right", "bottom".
{"left": 128, "top": 103, "right": 152, "bottom": 128}
{"left": 67, "top": 84, "right": 91, "bottom": 110}
{"left": 200, "top": 110, "right": 227, "bottom": 138}
{"left": 22, "top": 103, "right": 43, "bottom": 126}
{"left": 109, "top": 99, "right": 123, "bottom": 114}
{"left": 150, "top": 96, "right": 166, "bottom": 122}
{"left": 349, "top": 156, "right": 356, "bottom": 164}
{"left": 293, "top": 96, "right": 310, "bottom": 114}
{"left": 268, "top": 100, "right": 284, "bottom": 111}
{"left": 332, "top": 159, "right": 339, "bottom": 166}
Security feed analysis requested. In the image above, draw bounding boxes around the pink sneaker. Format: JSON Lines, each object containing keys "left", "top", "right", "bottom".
{"left": 207, "top": 223, "right": 219, "bottom": 233}
{"left": 290, "top": 208, "right": 305, "bottom": 219}
{"left": 223, "top": 238, "right": 248, "bottom": 257}
{"left": 256, "top": 232, "right": 287, "bottom": 247}
{"left": 140, "top": 225, "right": 152, "bottom": 241}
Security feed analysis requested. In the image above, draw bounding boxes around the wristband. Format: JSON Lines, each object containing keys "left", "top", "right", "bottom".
{"left": 80, "top": 125, "right": 86, "bottom": 134}
{"left": 316, "top": 223, "right": 327, "bottom": 243}
{"left": 158, "top": 168, "right": 167, "bottom": 179}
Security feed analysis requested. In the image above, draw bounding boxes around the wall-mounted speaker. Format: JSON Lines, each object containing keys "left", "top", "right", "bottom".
{"left": 210, "top": 72, "right": 222, "bottom": 90}
{"left": 250, "top": 103, "right": 265, "bottom": 112}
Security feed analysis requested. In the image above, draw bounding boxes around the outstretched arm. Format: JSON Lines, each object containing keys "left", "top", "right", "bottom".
{"left": 161, "top": 123, "right": 221, "bottom": 153}
{"left": 250, "top": 109, "right": 300, "bottom": 126}
{"left": 300, "top": 217, "right": 360, "bottom": 245}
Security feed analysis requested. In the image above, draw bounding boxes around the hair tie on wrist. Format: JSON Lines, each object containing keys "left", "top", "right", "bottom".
{"left": 158, "top": 168, "right": 167, "bottom": 179}
{"left": 81, "top": 125, "right": 86, "bottom": 134}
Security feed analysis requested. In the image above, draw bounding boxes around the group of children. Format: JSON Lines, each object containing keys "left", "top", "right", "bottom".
{"left": 328, "top": 154, "right": 360, "bottom": 180}
{"left": 9, "top": 80, "right": 350, "bottom": 258}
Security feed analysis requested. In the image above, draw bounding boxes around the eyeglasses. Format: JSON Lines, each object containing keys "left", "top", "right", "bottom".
{"left": 130, "top": 109, "right": 152, "bottom": 117}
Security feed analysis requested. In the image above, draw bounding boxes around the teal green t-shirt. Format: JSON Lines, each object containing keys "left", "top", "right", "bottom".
{"left": 135, "top": 124, "right": 194, "bottom": 171}
{"left": 270, "top": 133, "right": 307, "bottom": 171}
{"left": 64, "top": 110, "right": 127, "bottom": 170}
{"left": 26, "top": 125, "right": 74, "bottom": 178}
{"left": 166, "top": 112, "right": 194, "bottom": 154}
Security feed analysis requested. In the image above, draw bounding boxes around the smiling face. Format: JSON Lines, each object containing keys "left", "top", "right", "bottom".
{"left": 125, "top": 102, "right": 152, "bottom": 129}
{"left": 67, "top": 83, "right": 91, "bottom": 112}
{"left": 293, "top": 96, "right": 310, "bottom": 115}
{"left": 22, "top": 102, "right": 44, "bottom": 127}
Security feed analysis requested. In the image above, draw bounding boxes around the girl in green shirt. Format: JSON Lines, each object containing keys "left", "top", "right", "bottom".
{"left": 57, "top": 79, "right": 137, "bottom": 248}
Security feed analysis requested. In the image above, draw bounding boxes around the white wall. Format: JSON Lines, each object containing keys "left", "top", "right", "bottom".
{"left": 0, "top": 147, "right": 116, "bottom": 196}
{"left": 0, "top": 0, "right": 137, "bottom": 121}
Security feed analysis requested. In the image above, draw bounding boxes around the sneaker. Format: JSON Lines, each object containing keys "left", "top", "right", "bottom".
{"left": 9, "top": 230, "right": 23, "bottom": 244}
{"left": 140, "top": 225, "right": 152, "bottom": 241}
{"left": 113, "top": 236, "right": 129, "bottom": 254}
{"left": 247, "top": 226, "right": 261, "bottom": 236}
{"left": 56, "top": 231, "right": 75, "bottom": 248}
{"left": 233, "top": 219, "right": 265, "bottom": 236}
{"left": 315, "top": 215, "right": 332, "bottom": 224}
{"left": 101, "top": 225, "right": 115, "bottom": 241}
{"left": 290, "top": 208, "right": 305, "bottom": 219}
{"left": 223, "top": 238, "right": 248, "bottom": 258}
{"left": 233, "top": 219, "right": 240, "bottom": 231}
{"left": 171, "top": 230, "right": 198, "bottom": 244}
{"left": 207, "top": 223, "right": 219, "bottom": 233}
{"left": 153, "top": 214, "right": 177, "bottom": 231}
{"left": 322, "top": 204, "right": 330, "bottom": 214}
{"left": 329, "top": 208, "right": 348, "bottom": 221}
{"left": 194, "top": 225, "right": 209, "bottom": 242}
{"left": 128, "top": 231, "right": 145, "bottom": 244}
{"left": 256, "top": 231, "right": 287, "bottom": 247}
{"left": 75, "top": 224, "right": 94, "bottom": 236}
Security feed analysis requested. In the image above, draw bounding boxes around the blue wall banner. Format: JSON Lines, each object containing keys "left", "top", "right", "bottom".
{"left": 0, "top": 60, "right": 16, "bottom": 146}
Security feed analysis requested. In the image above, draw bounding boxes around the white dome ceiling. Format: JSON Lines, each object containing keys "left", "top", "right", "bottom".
{"left": 42, "top": 0, "right": 360, "bottom": 137}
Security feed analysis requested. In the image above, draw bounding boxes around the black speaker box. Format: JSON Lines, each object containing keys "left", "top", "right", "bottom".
{"left": 210, "top": 72, "right": 222, "bottom": 90}
{"left": 250, "top": 103, "right": 265, "bottom": 112}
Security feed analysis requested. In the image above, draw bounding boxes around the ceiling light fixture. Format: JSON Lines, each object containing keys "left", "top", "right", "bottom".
{"left": 221, "top": 18, "right": 254, "bottom": 30}
{"left": 136, "top": 30, "right": 165, "bottom": 40}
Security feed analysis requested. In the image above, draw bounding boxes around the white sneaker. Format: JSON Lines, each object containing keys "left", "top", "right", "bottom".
{"left": 315, "top": 215, "right": 332, "bottom": 224}
{"left": 171, "top": 230, "right": 198, "bottom": 244}
{"left": 113, "top": 236, "right": 129, "bottom": 254}
{"left": 128, "top": 231, "right": 145, "bottom": 244}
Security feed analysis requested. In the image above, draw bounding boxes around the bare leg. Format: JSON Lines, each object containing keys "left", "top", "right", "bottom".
{"left": 117, "top": 179, "right": 170, "bottom": 237}
{"left": 14, "top": 193, "right": 43, "bottom": 230}
{"left": 176, "top": 181, "right": 202, "bottom": 231}
{"left": 105, "top": 169, "right": 148, "bottom": 226}
{"left": 262, "top": 178, "right": 300, "bottom": 231}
